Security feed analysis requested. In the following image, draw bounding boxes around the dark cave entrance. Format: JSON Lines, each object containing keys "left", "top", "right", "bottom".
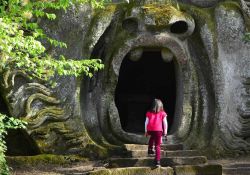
{"left": 0, "top": 95, "right": 40, "bottom": 156}
{"left": 115, "top": 51, "right": 176, "bottom": 134}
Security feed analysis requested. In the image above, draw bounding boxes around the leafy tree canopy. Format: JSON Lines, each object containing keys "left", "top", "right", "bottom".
{"left": 0, "top": 0, "right": 110, "bottom": 81}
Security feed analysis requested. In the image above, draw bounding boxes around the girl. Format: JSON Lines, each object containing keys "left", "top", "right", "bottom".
{"left": 145, "top": 99, "right": 168, "bottom": 167}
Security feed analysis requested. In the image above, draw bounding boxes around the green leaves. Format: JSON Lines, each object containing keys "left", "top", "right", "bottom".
{"left": 48, "top": 38, "right": 67, "bottom": 48}
{"left": 0, "top": 115, "right": 27, "bottom": 130}
{"left": 244, "top": 33, "right": 250, "bottom": 42}
{"left": 45, "top": 13, "right": 56, "bottom": 20}
{"left": 71, "top": 0, "right": 111, "bottom": 8}
{"left": 0, "top": 0, "right": 107, "bottom": 83}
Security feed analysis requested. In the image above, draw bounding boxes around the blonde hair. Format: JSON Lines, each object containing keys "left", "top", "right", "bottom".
{"left": 150, "top": 99, "right": 164, "bottom": 113}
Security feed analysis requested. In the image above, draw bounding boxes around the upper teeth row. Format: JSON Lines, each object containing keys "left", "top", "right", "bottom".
{"left": 129, "top": 48, "right": 174, "bottom": 62}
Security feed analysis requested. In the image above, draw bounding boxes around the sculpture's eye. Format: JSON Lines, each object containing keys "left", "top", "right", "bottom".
{"left": 122, "top": 17, "right": 139, "bottom": 34}
{"left": 170, "top": 21, "right": 189, "bottom": 34}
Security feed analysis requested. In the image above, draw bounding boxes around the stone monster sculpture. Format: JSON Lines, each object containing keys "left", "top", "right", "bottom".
{"left": 1, "top": 0, "right": 250, "bottom": 158}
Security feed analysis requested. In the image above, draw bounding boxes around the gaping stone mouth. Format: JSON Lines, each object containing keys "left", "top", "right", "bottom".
{"left": 115, "top": 49, "right": 177, "bottom": 134}
{"left": 112, "top": 33, "right": 188, "bottom": 76}
{"left": 111, "top": 33, "right": 187, "bottom": 139}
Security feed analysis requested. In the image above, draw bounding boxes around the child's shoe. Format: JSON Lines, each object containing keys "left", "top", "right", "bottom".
{"left": 147, "top": 149, "right": 155, "bottom": 156}
{"left": 155, "top": 160, "right": 161, "bottom": 168}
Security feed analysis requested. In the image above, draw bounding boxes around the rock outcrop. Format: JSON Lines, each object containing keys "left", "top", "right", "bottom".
{"left": 1, "top": 0, "right": 250, "bottom": 160}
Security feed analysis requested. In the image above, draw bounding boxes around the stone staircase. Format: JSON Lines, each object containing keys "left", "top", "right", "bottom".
{"left": 86, "top": 143, "right": 222, "bottom": 175}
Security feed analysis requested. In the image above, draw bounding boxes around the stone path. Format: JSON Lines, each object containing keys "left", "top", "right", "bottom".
{"left": 86, "top": 143, "right": 222, "bottom": 175}
{"left": 8, "top": 142, "right": 250, "bottom": 174}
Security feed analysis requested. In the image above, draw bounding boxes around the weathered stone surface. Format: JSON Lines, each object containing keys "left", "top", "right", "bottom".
{"left": 108, "top": 156, "right": 207, "bottom": 167}
{"left": 213, "top": 2, "right": 250, "bottom": 156}
{"left": 124, "top": 150, "right": 200, "bottom": 158}
{"left": 124, "top": 144, "right": 184, "bottom": 151}
{"left": 1, "top": 0, "right": 250, "bottom": 161}
{"left": 174, "top": 164, "right": 222, "bottom": 175}
{"left": 87, "top": 167, "right": 174, "bottom": 175}
{"left": 223, "top": 163, "right": 250, "bottom": 175}
{"left": 188, "top": 0, "right": 219, "bottom": 7}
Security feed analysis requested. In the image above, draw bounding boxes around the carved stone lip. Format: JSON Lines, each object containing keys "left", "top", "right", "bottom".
{"left": 112, "top": 33, "right": 188, "bottom": 76}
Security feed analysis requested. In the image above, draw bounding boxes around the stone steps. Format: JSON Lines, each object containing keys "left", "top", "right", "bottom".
{"left": 124, "top": 150, "right": 200, "bottom": 158}
{"left": 108, "top": 156, "right": 207, "bottom": 167}
{"left": 86, "top": 143, "right": 222, "bottom": 175}
{"left": 86, "top": 167, "right": 174, "bottom": 175}
{"left": 223, "top": 167, "right": 250, "bottom": 175}
{"left": 223, "top": 163, "right": 250, "bottom": 175}
{"left": 86, "top": 164, "right": 222, "bottom": 175}
{"left": 124, "top": 143, "right": 184, "bottom": 151}
{"left": 174, "top": 164, "right": 222, "bottom": 175}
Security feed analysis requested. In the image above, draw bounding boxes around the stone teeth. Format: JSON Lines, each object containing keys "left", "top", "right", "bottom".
{"left": 129, "top": 48, "right": 143, "bottom": 61}
{"left": 161, "top": 48, "right": 174, "bottom": 62}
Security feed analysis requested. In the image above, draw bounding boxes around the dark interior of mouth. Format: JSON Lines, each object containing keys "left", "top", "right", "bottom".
{"left": 115, "top": 50, "right": 176, "bottom": 134}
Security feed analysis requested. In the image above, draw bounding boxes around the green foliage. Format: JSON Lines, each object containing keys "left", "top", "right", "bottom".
{"left": 244, "top": 32, "right": 250, "bottom": 42}
{"left": 0, "top": 113, "right": 27, "bottom": 174}
{"left": 73, "top": 0, "right": 111, "bottom": 8}
{"left": 0, "top": 0, "right": 110, "bottom": 82}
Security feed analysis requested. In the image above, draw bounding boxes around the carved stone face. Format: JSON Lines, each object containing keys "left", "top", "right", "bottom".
{"left": 103, "top": 4, "right": 195, "bottom": 142}
{"left": 2, "top": 0, "right": 250, "bottom": 157}
{"left": 83, "top": 1, "right": 250, "bottom": 156}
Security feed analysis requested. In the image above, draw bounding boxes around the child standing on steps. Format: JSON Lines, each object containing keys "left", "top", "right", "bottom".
{"left": 145, "top": 99, "right": 168, "bottom": 167}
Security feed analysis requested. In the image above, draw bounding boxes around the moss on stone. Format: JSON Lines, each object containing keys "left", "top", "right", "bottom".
{"left": 142, "top": 4, "right": 183, "bottom": 26}
{"left": 83, "top": 3, "right": 117, "bottom": 57}
{"left": 218, "top": 1, "right": 250, "bottom": 30}
{"left": 6, "top": 154, "right": 88, "bottom": 167}
{"left": 180, "top": 3, "right": 218, "bottom": 60}
{"left": 216, "top": 1, "right": 245, "bottom": 30}
{"left": 101, "top": 4, "right": 117, "bottom": 17}
{"left": 88, "top": 167, "right": 174, "bottom": 175}
{"left": 218, "top": 1, "right": 241, "bottom": 12}
{"left": 90, "top": 3, "right": 117, "bottom": 25}
{"left": 82, "top": 143, "right": 109, "bottom": 160}
{"left": 89, "top": 4, "right": 117, "bottom": 31}
{"left": 181, "top": 3, "right": 215, "bottom": 33}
